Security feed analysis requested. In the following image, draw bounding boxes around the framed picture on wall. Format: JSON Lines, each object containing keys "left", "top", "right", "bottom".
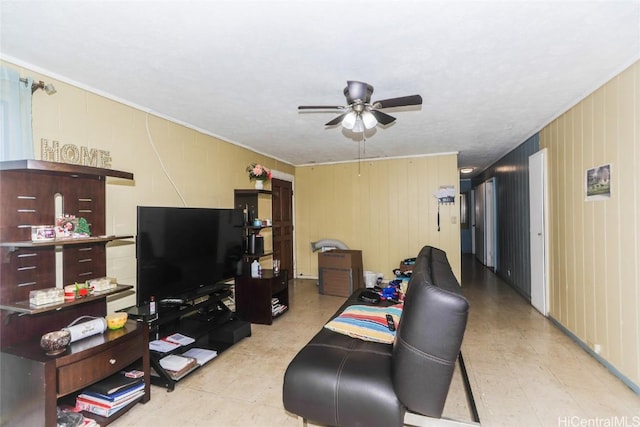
{"left": 585, "top": 163, "right": 611, "bottom": 201}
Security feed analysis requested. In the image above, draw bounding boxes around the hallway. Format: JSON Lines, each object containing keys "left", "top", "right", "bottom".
{"left": 456, "top": 255, "right": 640, "bottom": 426}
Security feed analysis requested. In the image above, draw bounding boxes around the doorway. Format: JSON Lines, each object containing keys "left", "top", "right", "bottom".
{"left": 485, "top": 177, "right": 496, "bottom": 269}
{"left": 529, "top": 149, "right": 549, "bottom": 315}
{"left": 474, "top": 182, "right": 485, "bottom": 263}
{"left": 474, "top": 178, "right": 496, "bottom": 269}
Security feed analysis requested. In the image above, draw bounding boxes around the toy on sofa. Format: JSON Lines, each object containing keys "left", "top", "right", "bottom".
{"left": 379, "top": 280, "right": 402, "bottom": 302}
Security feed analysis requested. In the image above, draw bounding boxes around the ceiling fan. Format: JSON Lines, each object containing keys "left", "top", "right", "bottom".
{"left": 298, "top": 81, "right": 422, "bottom": 133}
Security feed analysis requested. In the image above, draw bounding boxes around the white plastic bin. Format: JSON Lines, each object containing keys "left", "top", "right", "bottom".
{"left": 364, "top": 271, "right": 384, "bottom": 288}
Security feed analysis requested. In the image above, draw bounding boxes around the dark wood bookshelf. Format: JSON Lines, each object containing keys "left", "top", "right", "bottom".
{"left": 0, "top": 160, "right": 145, "bottom": 427}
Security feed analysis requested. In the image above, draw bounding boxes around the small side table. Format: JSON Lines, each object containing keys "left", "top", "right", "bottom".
{"left": 235, "top": 270, "right": 289, "bottom": 325}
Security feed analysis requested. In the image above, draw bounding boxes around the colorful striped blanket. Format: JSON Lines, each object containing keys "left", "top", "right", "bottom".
{"left": 324, "top": 304, "right": 403, "bottom": 344}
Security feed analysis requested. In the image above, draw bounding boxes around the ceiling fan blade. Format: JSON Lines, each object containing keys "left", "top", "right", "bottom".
{"left": 345, "top": 81, "right": 373, "bottom": 104}
{"left": 373, "top": 95, "right": 422, "bottom": 109}
{"left": 370, "top": 110, "right": 396, "bottom": 125}
{"left": 325, "top": 113, "right": 348, "bottom": 126}
{"left": 298, "top": 105, "right": 344, "bottom": 110}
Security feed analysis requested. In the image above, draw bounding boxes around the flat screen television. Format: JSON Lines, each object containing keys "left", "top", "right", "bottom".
{"left": 136, "top": 206, "right": 244, "bottom": 306}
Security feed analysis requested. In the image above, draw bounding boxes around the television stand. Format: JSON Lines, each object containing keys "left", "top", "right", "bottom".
{"left": 159, "top": 298, "right": 185, "bottom": 306}
{"left": 197, "top": 306, "right": 233, "bottom": 324}
{"left": 122, "top": 287, "right": 250, "bottom": 391}
{"left": 235, "top": 270, "right": 289, "bottom": 325}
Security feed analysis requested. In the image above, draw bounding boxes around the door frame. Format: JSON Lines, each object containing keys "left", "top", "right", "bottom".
{"left": 474, "top": 182, "right": 485, "bottom": 264}
{"left": 484, "top": 177, "right": 496, "bottom": 269}
{"left": 271, "top": 169, "right": 295, "bottom": 276}
{"left": 470, "top": 189, "right": 476, "bottom": 255}
{"left": 529, "top": 149, "right": 549, "bottom": 315}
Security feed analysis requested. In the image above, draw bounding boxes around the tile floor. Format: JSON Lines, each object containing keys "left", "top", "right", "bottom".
{"left": 115, "top": 256, "right": 639, "bottom": 427}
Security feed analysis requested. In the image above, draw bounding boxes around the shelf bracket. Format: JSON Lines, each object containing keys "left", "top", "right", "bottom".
{"left": 2, "top": 246, "right": 18, "bottom": 263}
{"left": 1, "top": 311, "right": 17, "bottom": 326}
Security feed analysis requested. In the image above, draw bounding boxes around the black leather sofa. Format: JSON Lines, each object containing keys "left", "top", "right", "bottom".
{"left": 283, "top": 246, "right": 479, "bottom": 427}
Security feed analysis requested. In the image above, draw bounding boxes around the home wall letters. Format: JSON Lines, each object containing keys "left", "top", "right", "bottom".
{"left": 41, "top": 139, "right": 112, "bottom": 168}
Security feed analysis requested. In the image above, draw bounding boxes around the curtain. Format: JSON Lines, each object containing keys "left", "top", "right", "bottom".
{"left": 0, "top": 65, "right": 34, "bottom": 161}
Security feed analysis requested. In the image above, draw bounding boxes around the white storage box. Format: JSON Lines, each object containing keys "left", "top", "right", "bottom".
{"left": 29, "top": 288, "right": 64, "bottom": 306}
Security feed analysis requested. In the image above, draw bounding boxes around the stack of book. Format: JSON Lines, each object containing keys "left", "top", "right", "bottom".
{"left": 181, "top": 347, "right": 217, "bottom": 365}
{"left": 151, "top": 348, "right": 218, "bottom": 381}
{"left": 75, "top": 373, "right": 145, "bottom": 418}
{"left": 271, "top": 297, "right": 287, "bottom": 316}
{"left": 149, "top": 332, "right": 195, "bottom": 353}
{"left": 158, "top": 354, "right": 199, "bottom": 380}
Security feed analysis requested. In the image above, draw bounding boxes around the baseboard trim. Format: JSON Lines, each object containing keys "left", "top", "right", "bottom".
{"left": 548, "top": 315, "right": 640, "bottom": 396}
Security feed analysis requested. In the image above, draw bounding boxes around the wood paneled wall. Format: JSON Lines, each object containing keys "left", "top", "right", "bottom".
{"left": 474, "top": 134, "right": 539, "bottom": 297}
{"left": 294, "top": 154, "right": 461, "bottom": 282}
{"left": 540, "top": 61, "right": 639, "bottom": 389}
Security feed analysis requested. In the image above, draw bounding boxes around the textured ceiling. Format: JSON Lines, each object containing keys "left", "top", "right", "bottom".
{"left": 1, "top": 1, "right": 639, "bottom": 175}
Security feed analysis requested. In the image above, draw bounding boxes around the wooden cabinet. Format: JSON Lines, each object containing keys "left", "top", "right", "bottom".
{"left": 0, "top": 160, "right": 134, "bottom": 348}
{"left": 0, "top": 160, "right": 147, "bottom": 425}
{"left": 235, "top": 270, "right": 289, "bottom": 325}
{"left": 0, "top": 320, "right": 150, "bottom": 427}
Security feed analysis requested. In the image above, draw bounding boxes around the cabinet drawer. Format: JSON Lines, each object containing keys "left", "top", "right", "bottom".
{"left": 57, "top": 336, "right": 141, "bottom": 395}
{"left": 272, "top": 275, "right": 288, "bottom": 294}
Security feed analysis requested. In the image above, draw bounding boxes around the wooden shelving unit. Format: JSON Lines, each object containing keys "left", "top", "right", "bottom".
{"left": 234, "top": 189, "right": 273, "bottom": 267}
{"left": 0, "top": 160, "right": 146, "bottom": 427}
{"left": 235, "top": 269, "right": 289, "bottom": 325}
{"left": 0, "top": 160, "right": 135, "bottom": 347}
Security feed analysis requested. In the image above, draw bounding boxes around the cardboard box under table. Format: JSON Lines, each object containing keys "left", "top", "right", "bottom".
{"left": 318, "top": 250, "right": 364, "bottom": 297}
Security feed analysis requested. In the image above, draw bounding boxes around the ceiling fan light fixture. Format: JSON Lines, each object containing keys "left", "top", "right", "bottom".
{"left": 341, "top": 111, "right": 357, "bottom": 130}
{"left": 361, "top": 110, "right": 377, "bottom": 129}
{"left": 300, "top": 80, "right": 422, "bottom": 135}
{"left": 352, "top": 116, "right": 365, "bottom": 133}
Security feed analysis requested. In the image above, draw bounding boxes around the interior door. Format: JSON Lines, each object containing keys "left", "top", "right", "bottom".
{"left": 484, "top": 178, "right": 495, "bottom": 268}
{"left": 529, "top": 149, "right": 549, "bottom": 315}
{"left": 474, "top": 182, "right": 485, "bottom": 263}
{"left": 470, "top": 189, "right": 476, "bottom": 254}
{"left": 271, "top": 178, "right": 294, "bottom": 278}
